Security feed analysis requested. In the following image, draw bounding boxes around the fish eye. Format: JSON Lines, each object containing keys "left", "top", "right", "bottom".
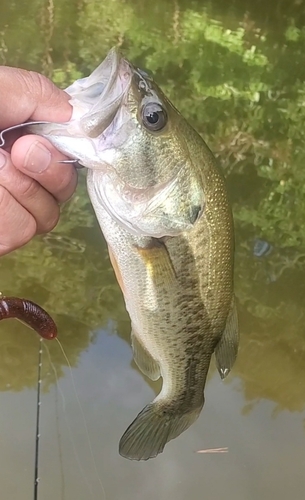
{"left": 142, "top": 103, "right": 168, "bottom": 132}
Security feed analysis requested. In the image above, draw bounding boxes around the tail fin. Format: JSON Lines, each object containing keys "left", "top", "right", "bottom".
{"left": 119, "top": 400, "right": 203, "bottom": 461}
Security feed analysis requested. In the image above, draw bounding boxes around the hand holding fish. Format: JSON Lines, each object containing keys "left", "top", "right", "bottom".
{"left": 0, "top": 66, "right": 77, "bottom": 256}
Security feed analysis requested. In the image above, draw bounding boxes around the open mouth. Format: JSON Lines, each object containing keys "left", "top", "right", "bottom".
{"left": 66, "top": 48, "right": 133, "bottom": 139}
{"left": 0, "top": 48, "right": 132, "bottom": 150}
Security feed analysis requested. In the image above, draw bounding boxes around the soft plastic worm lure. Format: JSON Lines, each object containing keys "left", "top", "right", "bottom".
{"left": 0, "top": 295, "right": 57, "bottom": 339}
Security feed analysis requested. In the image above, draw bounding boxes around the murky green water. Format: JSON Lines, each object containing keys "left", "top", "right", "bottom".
{"left": 1, "top": 0, "right": 305, "bottom": 498}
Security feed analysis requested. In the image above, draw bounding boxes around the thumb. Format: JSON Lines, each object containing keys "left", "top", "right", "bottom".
{"left": 0, "top": 66, "right": 72, "bottom": 129}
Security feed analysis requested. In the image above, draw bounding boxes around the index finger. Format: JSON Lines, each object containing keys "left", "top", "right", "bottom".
{"left": 0, "top": 66, "right": 72, "bottom": 128}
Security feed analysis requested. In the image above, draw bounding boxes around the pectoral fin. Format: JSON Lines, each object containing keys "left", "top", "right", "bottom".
{"left": 215, "top": 296, "right": 239, "bottom": 380}
{"left": 131, "top": 329, "right": 161, "bottom": 381}
{"left": 135, "top": 240, "right": 176, "bottom": 286}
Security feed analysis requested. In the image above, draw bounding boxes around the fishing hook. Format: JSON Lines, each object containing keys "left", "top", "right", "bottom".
{"left": 0, "top": 122, "right": 82, "bottom": 167}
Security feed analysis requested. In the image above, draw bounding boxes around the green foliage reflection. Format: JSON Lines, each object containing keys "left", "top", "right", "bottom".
{"left": 0, "top": 0, "right": 305, "bottom": 415}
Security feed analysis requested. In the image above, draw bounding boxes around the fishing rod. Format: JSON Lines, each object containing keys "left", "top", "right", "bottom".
{"left": 34, "top": 338, "right": 43, "bottom": 500}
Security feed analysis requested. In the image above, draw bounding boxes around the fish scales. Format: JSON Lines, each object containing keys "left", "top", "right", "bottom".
{"left": 24, "top": 47, "right": 239, "bottom": 460}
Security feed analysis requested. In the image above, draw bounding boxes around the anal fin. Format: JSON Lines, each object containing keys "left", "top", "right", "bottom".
{"left": 215, "top": 295, "right": 239, "bottom": 380}
{"left": 131, "top": 330, "right": 161, "bottom": 381}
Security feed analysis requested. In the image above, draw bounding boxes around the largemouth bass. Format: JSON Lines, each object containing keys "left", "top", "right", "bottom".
{"left": 27, "top": 48, "right": 239, "bottom": 460}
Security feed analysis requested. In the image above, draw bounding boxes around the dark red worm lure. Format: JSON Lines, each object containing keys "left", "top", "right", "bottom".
{"left": 0, "top": 296, "right": 57, "bottom": 340}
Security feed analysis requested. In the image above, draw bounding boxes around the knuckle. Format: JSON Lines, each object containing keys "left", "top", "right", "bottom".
{"left": 0, "top": 185, "right": 9, "bottom": 208}
{"left": 27, "top": 71, "right": 52, "bottom": 103}
{"left": 20, "top": 70, "right": 58, "bottom": 109}
{"left": 16, "top": 178, "right": 40, "bottom": 200}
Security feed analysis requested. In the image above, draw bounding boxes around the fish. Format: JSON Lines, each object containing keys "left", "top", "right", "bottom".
{"left": 26, "top": 47, "right": 239, "bottom": 460}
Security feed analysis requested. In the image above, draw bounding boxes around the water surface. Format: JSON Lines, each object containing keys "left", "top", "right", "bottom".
{"left": 1, "top": 1, "right": 305, "bottom": 498}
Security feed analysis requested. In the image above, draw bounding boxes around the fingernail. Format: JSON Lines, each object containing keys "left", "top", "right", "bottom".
{"left": 0, "top": 151, "right": 7, "bottom": 169}
{"left": 24, "top": 141, "right": 51, "bottom": 173}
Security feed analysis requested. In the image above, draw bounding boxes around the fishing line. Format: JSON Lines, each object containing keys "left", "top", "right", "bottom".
{"left": 34, "top": 337, "right": 43, "bottom": 500}
{"left": 44, "top": 340, "right": 106, "bottom": 500}
{"left": 54, "top": 372, "right": 66, "bottom": 500}
{"left": 43, "top": 343, "right": 95, "bottom": 500}
{"left": 55, "top": 338, "right": 106, "bottom": 500}
{"left": 0, "top": 121, "right": 52, "bottom": 147}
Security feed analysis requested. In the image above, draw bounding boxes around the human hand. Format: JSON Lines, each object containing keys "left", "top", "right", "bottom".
{"left": 0, "top": 67, "right": 77, "bottom": 256}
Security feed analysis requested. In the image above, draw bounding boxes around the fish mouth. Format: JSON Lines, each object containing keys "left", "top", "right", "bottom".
{"left": 27, "top": 47, "right": 133, "bottom": 144}
{"left": 66, "top": 47, "right": 133, "bottom": 138}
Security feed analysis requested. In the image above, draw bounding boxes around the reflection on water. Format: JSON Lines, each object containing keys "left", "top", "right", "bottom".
{"left": 1, "top": 0, "right": 305, "bottom": 498}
